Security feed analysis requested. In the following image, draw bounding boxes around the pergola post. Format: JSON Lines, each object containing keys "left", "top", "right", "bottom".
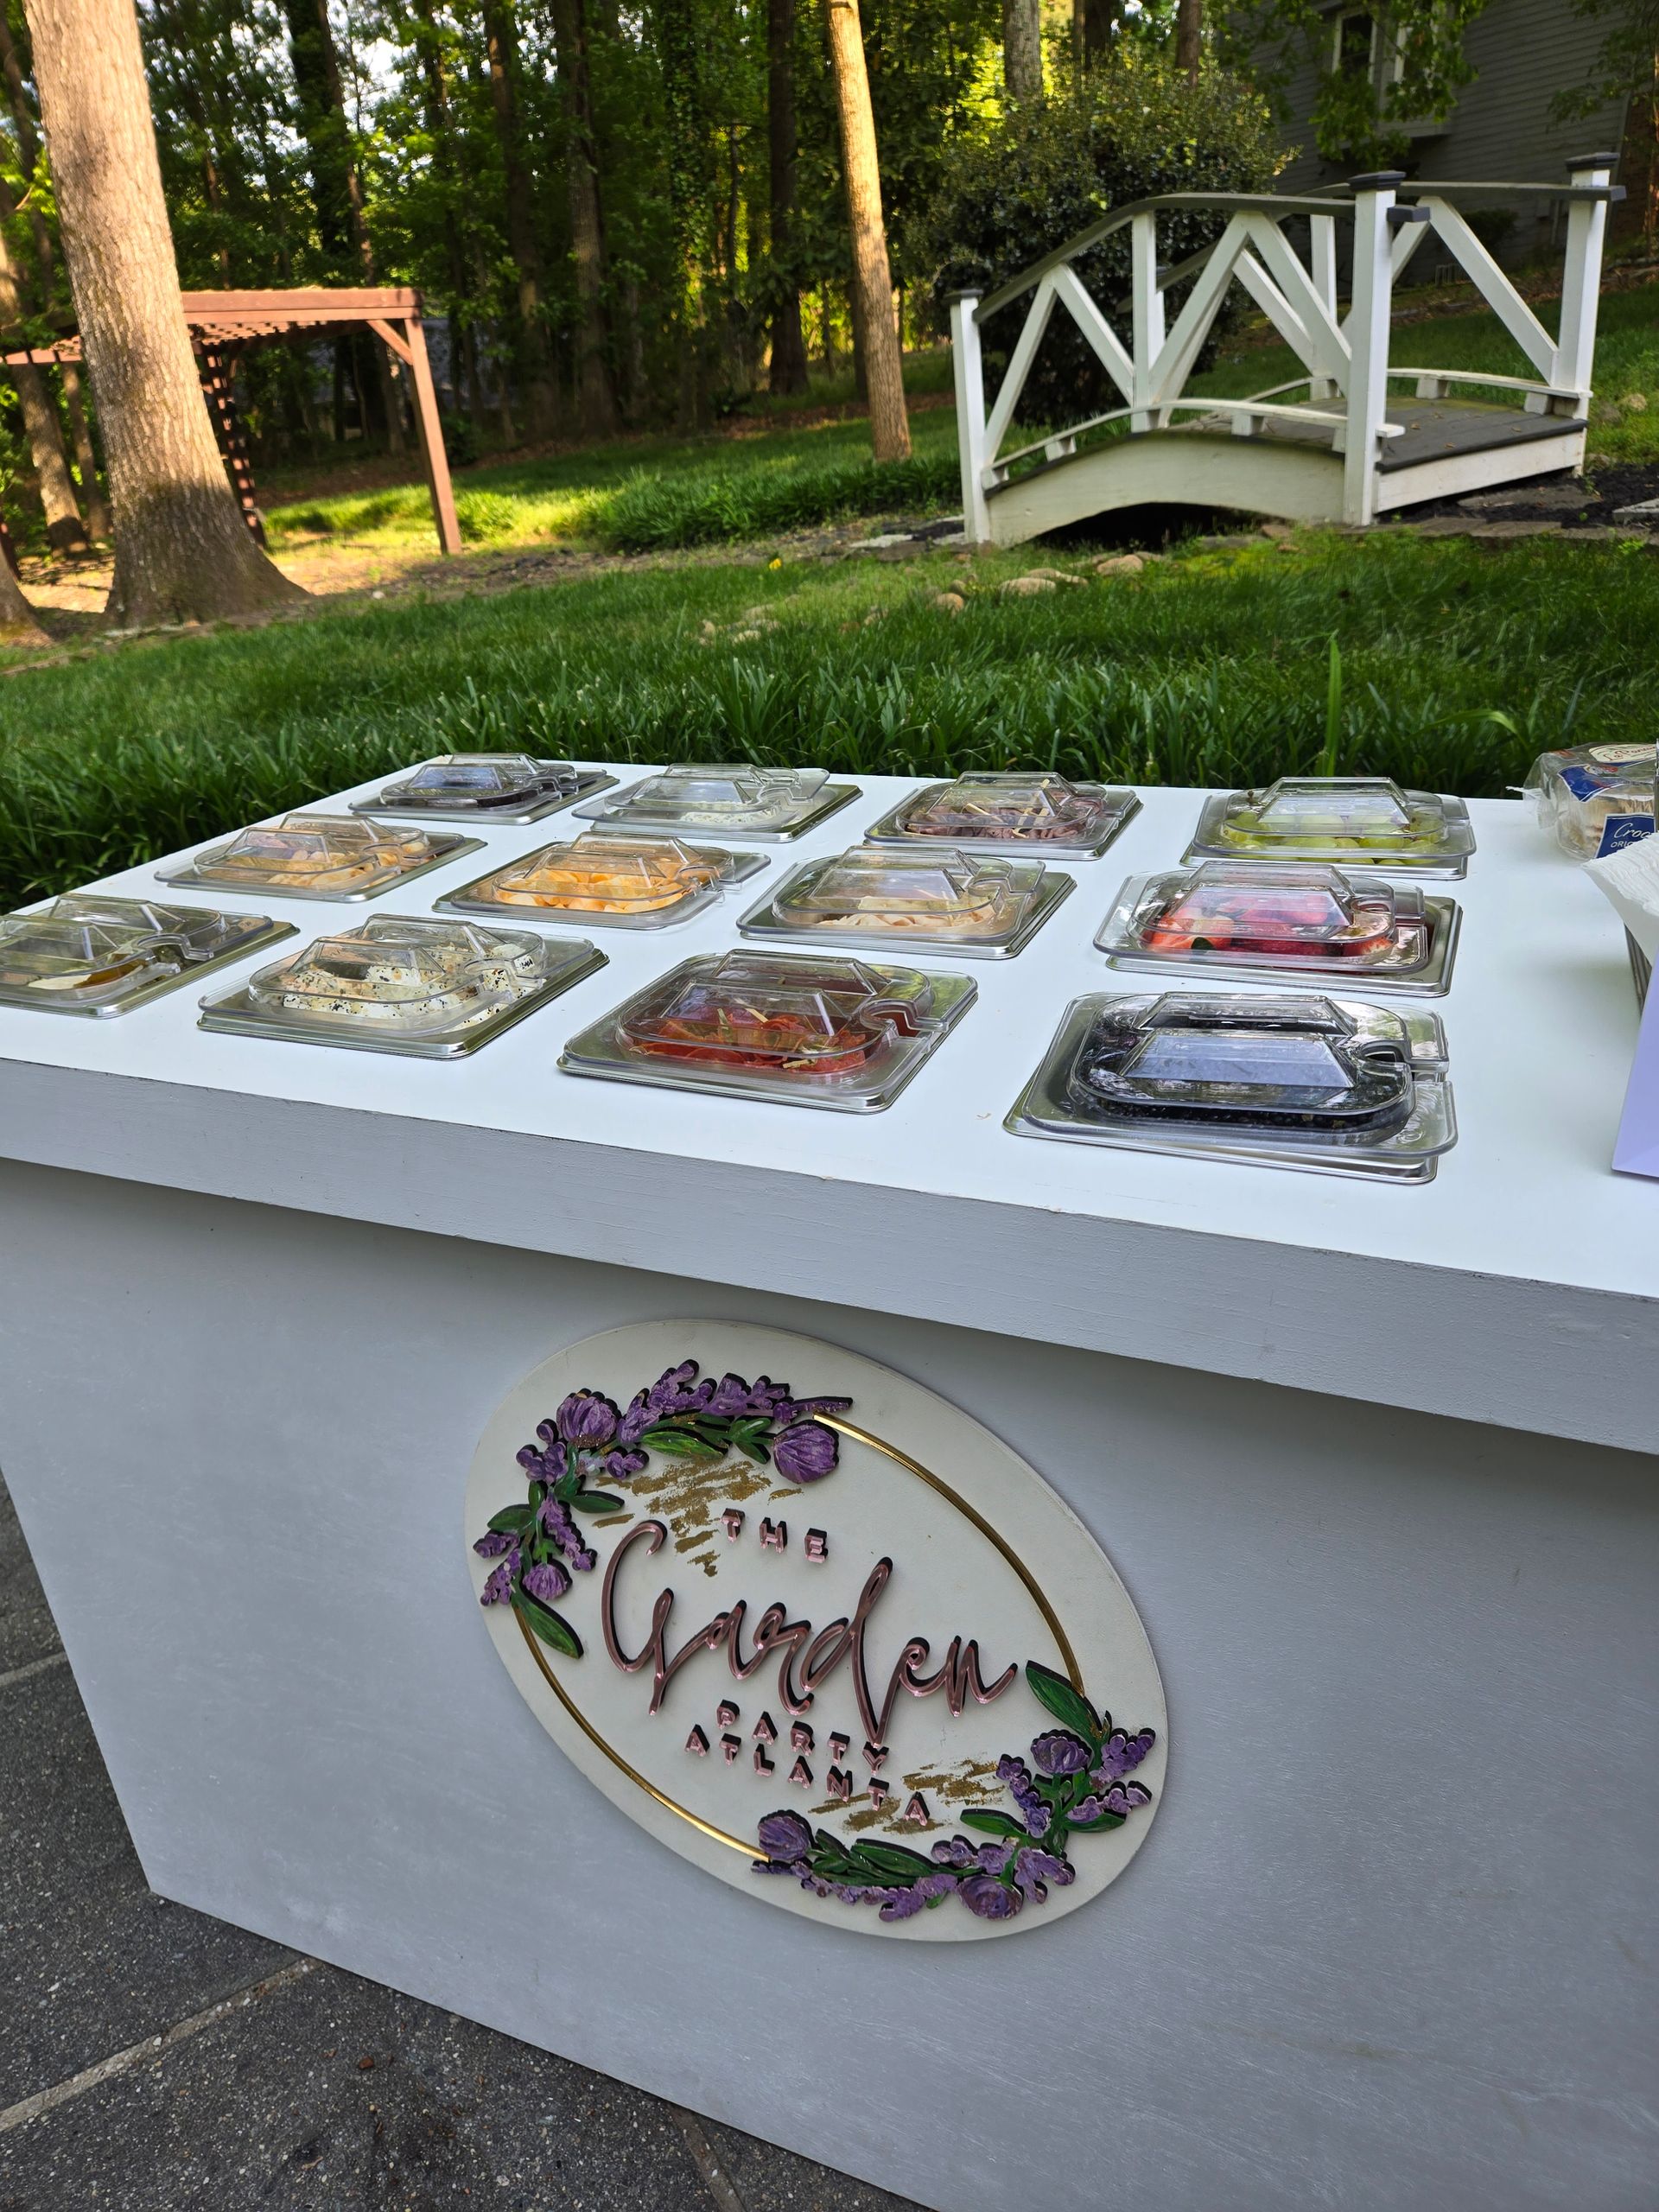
{"left": 366, "top": 310, "right": 461, "bottom": 557}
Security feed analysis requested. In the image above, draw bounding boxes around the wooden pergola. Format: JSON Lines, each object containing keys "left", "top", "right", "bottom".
{"left": 1, "top": 285, "right": 462, "bottom": 557}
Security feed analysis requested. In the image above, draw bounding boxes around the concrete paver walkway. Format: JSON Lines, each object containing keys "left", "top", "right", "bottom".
{"left": 0, "top": 1473, "right": 923, "bottom": 2212}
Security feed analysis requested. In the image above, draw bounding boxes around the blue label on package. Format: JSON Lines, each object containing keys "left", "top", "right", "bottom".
{"left": 1559, "top": 765, "right": 1607, "bottom": 799}
{"left": 1598, "top": 816, "right": 1656, "bottom": 858}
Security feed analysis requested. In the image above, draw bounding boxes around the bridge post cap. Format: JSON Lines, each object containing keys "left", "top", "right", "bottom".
{"left": 1348, "top": 169, "right": 1407, "bottom": 190}
{"left": 940, "top": 287, "right": 983, "bottom": 303}
{"left": 1567, "top": 152, "right": 1619, "bottom": 168}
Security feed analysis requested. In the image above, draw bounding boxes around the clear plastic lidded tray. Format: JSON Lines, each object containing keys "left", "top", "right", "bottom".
{"left": 160, "top": 813, "right": 474, "bottom": 899}
{"left": 559, "top": 947, "right": 976, "bottom": 1111}
{"left": 1185, "top": 777, "right": 1475, "bottom": 876}
{"left": 865, "top": 772, "right": 1140, "bottom": 857}
{"left": 742, "top": 845, "right": 1069, "bottom": 957}
{"left": 0, "top": 894, "right": 292, "bottom": 1016}
{"left": 1007, "top": 990, "right": 1455, "bottom": 1181}
{"left": 198, "top": 914, "right": 605, "bottom": 1057}
{"left": 1096, "top": 860, "right": 1459, "bottom": 995}
{"left": 438, "top": 831, "right": 761, "bottom": 929}
{"left": 1522, "top": 743, "right": 1656, "bottom": 860}
{"left": 573, "top": 763, "right": 854, "bottom": 840}
{"left": 372, "top": 754, "right": 584, "bottom": 812}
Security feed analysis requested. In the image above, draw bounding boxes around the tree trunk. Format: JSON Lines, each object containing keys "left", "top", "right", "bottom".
{"left": 484, "top": 0, "right": 560, "bottom": 442}
{"left": 22, "top": 0, "right": 303, "bottom": 624}
{"left": 0, "top": 234, "right": 85, "bottom": 552}
{"left": 60, "top": 365, "right": 111, "bottom": 539}
{"left": 281, "top": 0, "right": 402, "bottom": 452}
{"left": 546, "top": 0, "right": 618, "bottom": 440}
{"left": 1002, "top": 0, "right": 1043, "bottom": 105}
{"left": 766, "top": 0, "right": 808, "bottom": 394}
{"left": 823, "top": 0, "right": 908, "bottom": 461}
{"left": 0, "top": 517, "right": 51, "bottom": 645}
{"left": 1174, "top": 0, "right": 1202, "bottom": 81}
{"left": 1075, "top": 0, "right": 1120, "bottom": 68}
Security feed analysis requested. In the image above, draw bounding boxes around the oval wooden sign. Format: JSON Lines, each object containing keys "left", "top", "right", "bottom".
{"left": 466, "top": 1321, "right": 1166, "bottom": 1941}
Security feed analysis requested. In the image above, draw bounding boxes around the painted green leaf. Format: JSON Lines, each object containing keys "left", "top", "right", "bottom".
{"left": 1066, "top": 1809, "right": 1127, "bottom": 1833}
{"left": 486, "top": 1504, "right": 534, "bottom": 1535}
{"left": 641, "top": 1427, "right": 724, "bottom": 1461}
{"left": 847, "top": 1839, "right": 934, "bottom": 1878}
{"left": 1026, "top": 1660, "right": 1100, "bottom": 1743}
{"left": 512, "top": 1589, "right": 583, "bottom": 1659}
{"left": 571, "top": 1489, "right": 626, "bottom": 1514}
{"left": 960, "top": 1809, "right": 1027, "bottom": 1838}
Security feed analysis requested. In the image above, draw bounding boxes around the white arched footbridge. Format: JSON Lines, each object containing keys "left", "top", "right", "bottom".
{"left": 949, "top": 162, "right": 1621, "bottom": 543}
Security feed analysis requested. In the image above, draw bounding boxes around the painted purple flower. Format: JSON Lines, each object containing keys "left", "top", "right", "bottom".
{"left": 516, "top": 1442, "right": 559, "bottom": 1484}
{"left": 597, "top": 1447, "right": 648, "bottom": 1482}
{"left": 708, "top": 1371, "right": 761, "bottom": 1417}
{"left": 914, "top": 1870, "right": 959, "bottom": 1903}
{"left": 931, "top": 1836, "right": 976, "bottom": 1867}
{"left": 540, "top": 1496, "right": 598, "bottom": 1573}
{"left": 521, "top": 1559, "right": 571, "bottom": 1606}
{"left": 617, "top": 1393, "right": 652, "bottom": 1447}
{"left": 757, "top": 1809, "right": 814, "bottom": 1865}
{"left": 480, "top": 1551, "right": 518, "bottom": 1606}
{"left": 1100, "top": 1782, "right": 1153, "bottom": 1818}
{"left": 642, "top": 1361, "right": 715, "bottom": 1419}
{"left": 772, "top": 1421, "right": 839, "bottom": 1484}
{"left": 1093, "top": 1726, "right": 1156, "bottom": 1784}
{"left": 958, "top": 1873, "right": 1023, "bottom": 1920}
{"left": 550, "top": 1391, "right": 620, "bottom": 1450}
{"left": 995, "top": 1753, "right": 1052, "bottom": 1838}
{"left": 473, "top": 1530, "right": 515, "bottom": 1559}
{"left": 1031, "top": 1730, "right": 1092, "bottom": 1777}
{"left": 1012, "top": 1847, "right": 1074, "bottom": 1901}
{"left": 971, "top": 1842, "right": 1012, "bottom": 1876}
{"left": 877, "top": 1887, "right": 926, "bottom": 1921}
{"left": 774, "top": 1395, "right": 854, "bottom": 1427}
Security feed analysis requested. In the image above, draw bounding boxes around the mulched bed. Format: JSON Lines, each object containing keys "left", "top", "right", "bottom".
{"left": 1384, "top": 460, "right": 1659, "bottom": 528}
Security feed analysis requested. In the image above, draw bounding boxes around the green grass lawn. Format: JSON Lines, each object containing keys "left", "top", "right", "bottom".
{"left": 265, "top": 377, "right": 963, "bottom": 556}
{"left": 2, "top": 528, "right": 1653, "bottom": 909}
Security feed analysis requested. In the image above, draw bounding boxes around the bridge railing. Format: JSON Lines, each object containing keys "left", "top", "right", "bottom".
{"left": 948, "top": 161, "right": 1621, "bottom": 536}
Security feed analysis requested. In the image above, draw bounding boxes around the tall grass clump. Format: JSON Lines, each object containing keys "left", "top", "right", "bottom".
{"left": 0, "top": 531, "right": 1643, "bottom": 910}
{"left": 600, "top": 452, "right": 961, "bottom": 550}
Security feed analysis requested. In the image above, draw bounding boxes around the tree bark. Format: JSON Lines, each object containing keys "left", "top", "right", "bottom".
{"left": 766, "top": 0, "right": 808, "bottom": 394}
{"left": 823, "top": 0, "right": 908, "bottom": 461}
{"left": 60, "top": 365, "right": 111, "bottom": 539}
{"left": 546, "top": 0, "right": 619, "bottom": 439}
{"left": 281, "top": 0, "right": 402, "bottom": 451}
{"left": 0, "top": 518, "right": 51, "bottom": 645}
{"left": 1175, "top": 0, "right": 1202, "bottom": 81}
{"left": 22, "top": 0, "right": 303, "bottom": 623}
{"left": 1075, "top": 0, "right": 1120, "bottom": 68}
{"left": 1002, "top": 0, "right": 1043, "bottom": 105}
{"left": 0, "top": 226, "right": 85, "bottom": 551}
{"left": 484, "top": 0, "right": 561, "bottom": 442}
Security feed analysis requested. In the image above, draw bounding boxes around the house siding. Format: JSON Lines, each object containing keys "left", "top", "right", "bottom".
{"left": 1273, "top": 0, "right": 1628, "bottom": 261}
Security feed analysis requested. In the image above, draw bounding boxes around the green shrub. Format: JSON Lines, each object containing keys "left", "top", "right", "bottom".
{"left": 921, "top": 54, "right": 1280, "bottom": 432}
{"left": 454, "top": 488, "right": 522, "bottom": 542}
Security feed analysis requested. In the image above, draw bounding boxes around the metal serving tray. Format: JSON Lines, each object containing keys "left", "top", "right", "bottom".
{"left": 1182, "top": 790, "right": 1474, "bottom": 880}
{"left": 0, "top": 912, "right": 297, "bottom": 1019}
{"left": 1006, "top": 993, "right": 1456, "bottom": 1183}
{"left": 736, "top": 855, "right": 1073, "bottom": 960}
{"left": 199, "top": 931, "right": 607, "bottom": 1059}
{"left": 559, "top": 957, "right": 976, "bottom": 1113}
{"left": 158, "top": 829, "right": 483, "bottom": 903}
{"left": 571, "top": 779, "right": 861, "bottom": 843}
{"left": 862, "top": 784, "right": 1141, "bottom": 860}
{"left": 1096, "top": 887, "right": 1462, "bottom": 997}
{"left": 351, "top": 767, "right": 616, "bottom": 826}
{"left": 435, "top": 840, "right": 767, "bottom": 931}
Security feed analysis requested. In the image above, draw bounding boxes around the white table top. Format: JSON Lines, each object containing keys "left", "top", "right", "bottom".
{"left": 1, "top": 765, "right": 1652, "bottom": 1450}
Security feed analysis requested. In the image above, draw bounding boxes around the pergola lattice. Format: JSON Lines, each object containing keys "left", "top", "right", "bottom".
{"left": 2, "top": 285, "right": 462, "bottom": 557}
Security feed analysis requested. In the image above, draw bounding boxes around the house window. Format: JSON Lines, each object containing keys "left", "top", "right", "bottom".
{"left": 1331, "top": 9, "right": 1408, "bottom": 88}
{"left": 1332, "top": 10, "right": 1376, "bottom": 75}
